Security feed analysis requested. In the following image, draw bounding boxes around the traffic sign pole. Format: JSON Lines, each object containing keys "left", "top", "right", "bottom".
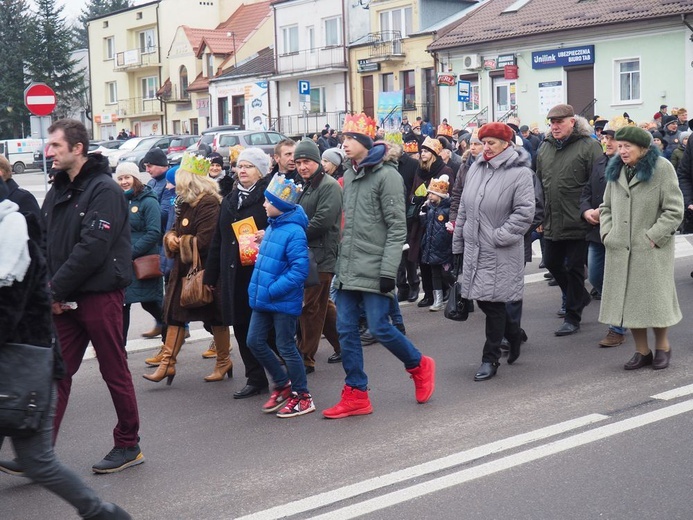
{"left": 24, "top": 83, "right": 56, "bottom": 191}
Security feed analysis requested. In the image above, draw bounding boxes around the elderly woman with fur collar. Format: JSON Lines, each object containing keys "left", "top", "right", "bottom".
{"left": 599, "top": 126, "right": 684, "bottom": 371}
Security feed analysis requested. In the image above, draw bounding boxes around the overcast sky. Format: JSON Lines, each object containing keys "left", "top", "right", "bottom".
{"left": 56, "top": 0, "right": 147, "bottom": 22}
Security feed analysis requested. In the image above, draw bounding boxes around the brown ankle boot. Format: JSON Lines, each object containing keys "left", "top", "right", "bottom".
{"left": 202, "top": 340, "right": 217, "bottom": 359}
{"left": 143, "top": 326, "right": 185, "bottom": 385}
{"left": 204, "top": 326, "right": 233, "bottom": 382}
{"left": 145, "top": 346, "right": 165, "bottom": 366}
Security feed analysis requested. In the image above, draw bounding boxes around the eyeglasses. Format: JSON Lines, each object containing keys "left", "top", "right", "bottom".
{"left": 237, "top": 163, "right": 256, "bottom": 170}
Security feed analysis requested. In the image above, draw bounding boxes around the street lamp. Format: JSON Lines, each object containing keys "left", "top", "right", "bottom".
{"left": 226, "top": 31, "right": 238, "bottom": 69}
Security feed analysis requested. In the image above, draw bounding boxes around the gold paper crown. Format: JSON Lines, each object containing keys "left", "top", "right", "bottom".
{"left": 421, "top": 136, "right": 443, "bottom": 156}
{"left": 436, "top": 123, "right": 453, "bottom": 137}
{"left": 228, "top": 145, "right": 244, "bottom": 165}
{"left": 427, "top": 174, "right": 450, "bottom": 197}
{"left": 403, "top": 141, "right": 419, "bottom": 153}
{"left": 342, "top": 113, "right": 376, "bottom": 139}
{"left": 180, "top": 152, "right": 211, "bottom": 176}
{"left": 265, "top": 173, "right": 303, "bottom": 210}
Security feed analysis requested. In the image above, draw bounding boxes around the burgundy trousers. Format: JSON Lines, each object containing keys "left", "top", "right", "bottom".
{"left": 53, "top": 289, "right": 141, "bottom": 448}
{"left": 297, "top": 272, "right": 340, "bottom": 367}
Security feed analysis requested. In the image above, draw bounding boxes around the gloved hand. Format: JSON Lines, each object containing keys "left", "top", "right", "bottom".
{"left": 379, "top": 277, "right": 396, "bottom": 293}
{"left": 453, "top": 254, "right": 463, "bottom": 275}
{"left": 445, "top": 221, "right": 455, "bottom": 233}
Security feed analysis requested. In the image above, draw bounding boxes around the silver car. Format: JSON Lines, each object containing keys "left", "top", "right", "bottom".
{"left": 212, "top": 130, "right": 291, "bottom": 166}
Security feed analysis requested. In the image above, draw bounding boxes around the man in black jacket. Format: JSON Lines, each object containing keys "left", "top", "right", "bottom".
{"left": 41, "top": 119, "right": 143, "bottom": 474}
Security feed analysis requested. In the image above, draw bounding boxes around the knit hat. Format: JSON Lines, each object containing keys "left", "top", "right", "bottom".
{"left": 342, "top": 113, "right": 376, "bottom": 150}
{"left": 322, "top": 147, "right": 344, "bottom": 167}
{"left": 547, "top": 104, "right": 575, "bottom": 119}
{"left": 207, "top": 152, "right": 224, "bottom": 167}
{"left": 614, "top": 126, "right": 652, "bottom": 149}
{"left": 294, "top": 139, "right": 321, "bottom": 164}
{"left": 420, "top": 136, "right": 443, "bottom": 156}
{"left": 427, "top": 174, "right": 450, "bottom": 198}
{"left": 437, "top": 136, "right": 453, "bottom": 151}
{"left": 114, "top": 161, "right": 141, "bottom": 180}
{"left": 662, "top": 115, "right": 679, "bottom": 129}
{"left": 142, "top": 147, "right": 168, "bottom": 167}
{"left": 166, "top": 165, "right": 179, "bottom": 185}
{"left": 265, "top": 173, "right": 303, "bottom": 212}
{"left": 478, "top": 122, "right": 515, "bottom": 143}
{"left": 236, "top": 147, "right": 270, "bottom": 175}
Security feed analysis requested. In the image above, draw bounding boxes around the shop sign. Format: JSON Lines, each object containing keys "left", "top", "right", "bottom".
{"left": 504, "top": 65, "right": 519, "bottom": 79}
{"left": 357, "top": 59, "right": 380, "bottom": 73}
{"left": 532, "top": 45, "right": 594, "bottom": 69}
{"left": 497, "top": 54, "right": 516, "bottom": 68}
{"left": 437, "top": 73, "right": 456, "bottom": 86}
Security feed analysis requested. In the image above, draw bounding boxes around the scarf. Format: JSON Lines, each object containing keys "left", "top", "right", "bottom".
{"left": 237, "top": 182, "right": 257, "bottom": 209}
{"left": 0, "top": 200, "right": 31, "bottom": 288}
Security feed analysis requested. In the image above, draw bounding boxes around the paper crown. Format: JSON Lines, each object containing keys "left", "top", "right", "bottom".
{"left": 228, "top": 145, "right": 244, "bottom": 165}
{"left": 436, "top": 123, "right": 453, "bottom": 137}
{"left": 342, "top": 113, "right": 376, "bottom": 139}
{"left": 427, "top": 174, "right": 450, "bottom": 198}
{"left": 421, "top": 136, "right": 443, "bottom": 156}
{"left": 403, "top": 141, "right": 419, "bottom": 154}
{"left": 180, "top": 152, "right": 211, "bottom": 176}
{"left": 265, "top": 174, "right": 303, "bottom": 212}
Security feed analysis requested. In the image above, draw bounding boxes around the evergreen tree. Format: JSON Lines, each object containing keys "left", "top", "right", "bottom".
{"left": 27, "top": 0, "right": 86, "bottom": 120}
{"left": 73, "top": 0, "right": 131, "bottom": 48}
{"left": 0, "top": 0, "right": 32, "bottom": 137}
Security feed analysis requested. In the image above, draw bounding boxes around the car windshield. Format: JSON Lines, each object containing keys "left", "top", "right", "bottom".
{"left": 118, "top": 139, "right": 143, "bottom": 152}
{"left": 133, "top": 137, "right": 162, "bottom": 150}
{"left": 170, "top": 138, "right": 186, "bottom": 147}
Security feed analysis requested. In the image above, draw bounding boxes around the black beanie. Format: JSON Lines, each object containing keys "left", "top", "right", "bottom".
{"left": 143, "top": 147, "right": 168, "bottom": 167}
{"left": 344, "top": 132, "right": 373, "bottom": 150}
{"left": 207, "top": 152, "right": 224, "bottom": 167}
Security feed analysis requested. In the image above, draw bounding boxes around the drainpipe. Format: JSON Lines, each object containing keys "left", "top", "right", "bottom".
{"left": 272, "top": 4, "right": 281, "bottom": 132}
{"left": 156, "top": 2, "right": 166, "bottom": 134}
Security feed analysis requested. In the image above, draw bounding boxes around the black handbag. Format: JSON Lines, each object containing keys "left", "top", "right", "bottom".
{"left": 0, "top": 342, "right": 54, "bottom": 438}
{"left": 444, "top": 281, "right": 470, "bottom": 322}
{"left": 304, "top": 249, "right": 320, "bottom": 287}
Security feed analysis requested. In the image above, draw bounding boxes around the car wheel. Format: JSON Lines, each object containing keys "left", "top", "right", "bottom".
{"left": 12, "top": 162, "right": 25, "bottom": 175}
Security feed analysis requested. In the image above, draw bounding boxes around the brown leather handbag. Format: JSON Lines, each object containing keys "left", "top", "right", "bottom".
{"left": 180, "top": 237, "right": 213, "bottom": 308}
{"left": 132, "top": 254, "right": 163, "bottom": 280}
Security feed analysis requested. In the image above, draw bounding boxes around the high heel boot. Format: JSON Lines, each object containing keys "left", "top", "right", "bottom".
{"left": 143, "top": 325, "right": 185, "bottom": 385}
{"left": 204, "top": 326, "right": 233, "bottom": 382}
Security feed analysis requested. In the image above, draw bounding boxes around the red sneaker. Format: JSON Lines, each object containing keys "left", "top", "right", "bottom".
{"left": 322, "top": 385, "right": 373, "bottom": 419}
{"left": 261, "top": 382, "right": 292, "bottom": 413}
{"left": 406, "top": 355, "right": 436, "bottom": 403}
{"left": 276, "top": 392, "right": 316, "bottom": 418}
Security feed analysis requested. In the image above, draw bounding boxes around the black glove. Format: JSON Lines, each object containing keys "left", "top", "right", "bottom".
{"left": 379, "top": 277, "right": 396, "bottom": 293}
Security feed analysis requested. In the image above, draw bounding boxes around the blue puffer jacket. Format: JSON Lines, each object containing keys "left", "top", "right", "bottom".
{"left": 420, "top": 197, "right": 452, "bottom": 265}
{"left": 248, "top": 205, "right": 309, "bottom": 316}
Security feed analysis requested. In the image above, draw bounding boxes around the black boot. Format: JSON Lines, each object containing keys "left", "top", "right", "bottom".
{"left": 406, "top": 284, "right": 420, "bottom": 303}
{"left": 417, "top": 294, "right": 433, "bottom": 307}
{"left": 87, "top": 502, "right": 131, "bottom": 520}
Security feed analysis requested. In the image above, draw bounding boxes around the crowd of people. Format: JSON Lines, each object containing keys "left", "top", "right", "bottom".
{"left": 1, "top": 98, "right": 691, "bottom": 515}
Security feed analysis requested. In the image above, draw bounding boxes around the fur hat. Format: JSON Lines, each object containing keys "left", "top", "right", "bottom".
{"left": 322, "top": 148, "right": 344, "bottom": 167}
{"left": 294, "top": 139, "right": 321, "bottom": 164}
{"left": 236, "top": 148, "right": 270, "bottom": 175}
{"left": 478, "top": 122, "right": 515, "bottom": 143}
{"left": 420, "top": 136, "right": 443, "bottom": 156}
{"left": 142, "top": 147, "right": 168, "bottom": 167}
{"left": 614, "top": 126, "right": 652, "bottom": 149}
{"left": 427, "top": 174, "right": 450, "bottom": 198}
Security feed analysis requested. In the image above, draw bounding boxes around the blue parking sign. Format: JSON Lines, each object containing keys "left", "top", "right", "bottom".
{"left": 298, "top": 80, "right": 310, "bottom": 95}
{"left": 458, "top": 80, "right": 471, "bottom": 102}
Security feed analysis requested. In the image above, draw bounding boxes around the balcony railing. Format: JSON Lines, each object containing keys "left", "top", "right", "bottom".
{"left": 114, "top": 47, "right": 161, "bottom": 71}
{"left": 159, "top": 82, "right": 190, "bottom": 103}
{"left": 367, "top": 31, "right": 405, "bottom": 59}
{"left": 276, "top": 46, "right": 346, "bottom": 75}
{"left": 116, "top": 97, "right": 163, "bottom": 118}
{"left": 272, "top": 110, "right": 346, "bottom": 137}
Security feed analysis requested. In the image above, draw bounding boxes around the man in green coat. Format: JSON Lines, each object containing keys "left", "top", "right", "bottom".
{"left": 323, "top": 115, "right": 435, "bottom": 419}
{"left": 537, "top": 104, "right": 603, "bottom": 337}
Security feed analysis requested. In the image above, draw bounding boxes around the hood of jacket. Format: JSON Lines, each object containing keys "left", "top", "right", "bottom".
{"left": 352, "top": 142, "right": 388, "bottom": 170}
{"left": 544, "top": 115, "right": 594, "bottom": 149}
{"left": 0, "top": 199, "right": 18, "bottom": 222}
{"left": 269, "top": 204, "right": 309, "bottom": 230}
{"left": 52, "top": 153, "right": 112, "bottom": 188}
{"left": 605, "top": 145, "right": 660, "bottom": 183}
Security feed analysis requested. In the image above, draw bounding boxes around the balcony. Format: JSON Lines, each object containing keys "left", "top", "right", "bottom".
{"left": 158, "top": 81, "right": 191, "bottom": 104}
{"left": 367, "top": 31, "right": 405, "bottom": 61}
{"left": 115, "top": 97, "right": 164, "bottom": 119}
{"left": 114, "top": 46, "right": 161, "bottom": 71}
{"left": 276, "top": 46, "right": 347, "bottom": 76}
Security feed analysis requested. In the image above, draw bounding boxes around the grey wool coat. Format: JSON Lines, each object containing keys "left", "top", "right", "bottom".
{"left": 599, "top": 147, "right": 684, "bottom": 329}
{"left": 452, "top": 145, "right": 535, "bottom": 302}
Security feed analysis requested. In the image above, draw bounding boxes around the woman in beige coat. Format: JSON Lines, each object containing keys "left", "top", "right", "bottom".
{"left": 600, "top": 126, "right": 684, "bottom": 371}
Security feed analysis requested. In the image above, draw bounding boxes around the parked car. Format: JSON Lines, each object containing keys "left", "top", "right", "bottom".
{"left": 168, "top": 135, "right": 200, "bottom": 154}
{"left": 33, "top": 140, "right": 102, "bottom": 171}
{"left": 197, "top": 125, "right": 242, "bottom": 154}
{"left": 167, "top": 143, "right": 198, "bottom": 166}
{"left": 116, "top": 135, "right": 174, "bottom": 171}
{"left": 212, "top": 130, "right": 291, "bottom": 167}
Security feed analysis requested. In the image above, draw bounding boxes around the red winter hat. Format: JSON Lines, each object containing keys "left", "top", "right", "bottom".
{"left": 478, "top": 122, "right": 515, "bottom": 143}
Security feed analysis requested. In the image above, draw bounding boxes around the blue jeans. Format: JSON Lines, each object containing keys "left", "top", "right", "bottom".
{"left": 390, "top": 296, "right": 404, "bottom": 326}
{"left": 0, "top": 389, "right": 103, "bottom": 518}
{"left": 588, "top": 242, "right": 627, "bottom": 335}
{"left": 246, "top": 311, "right": 308, "bottom": 394}
{"left": 336, "top": 290, "right": 422, "bottom": 390}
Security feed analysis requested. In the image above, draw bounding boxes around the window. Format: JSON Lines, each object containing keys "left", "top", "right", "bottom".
{"left": 615, "top": 58, "right": 640, "bottom": 103}
{"left": 106, "top": 82, "right": 117, "bottom": 104}
{"left": 379, "top": 7, "right": 412, "bottom": 38}
{"left": 459, "top": 82, "right": 481, "bottom": 113}
{"left": 401, "top": 70, "right": 415, "bottom": 110}
{"left": 381, "top": 73, "right": 394, "bottom": 92}
{"left": 206, "top": 54, "right": 214, "bottom": 77}
{"left": 103, "top": 21, "right": 108, "bottom": 28}
{"left": 282, "top": 25, "right": 298, "bottom": 54}
{"left": 502, "top": 0, "right": 532, "bottom": 13}
{"left": 310, "top": 87, "right": 326, "bottom": 113}
{"left": 308, "top": 26, "right": 315, "bottom": 53}
{"left": 324, "top": 17, "right": 341, "bottom": 47}
{"left": 179, "top": 66, "right": 189, "bottom": 99}
{"left": 141, "top": 77, "right": 157, "bottom": 99}
{"left": 138, "top": 29, "right": 156, "bottom": 54}
{"left": 104, "top": 37, "right": 114, "bottom": 60}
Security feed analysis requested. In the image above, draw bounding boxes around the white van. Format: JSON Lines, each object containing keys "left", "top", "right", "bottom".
{"left": 0, "top": 138, "right": 43, "bottom": 174}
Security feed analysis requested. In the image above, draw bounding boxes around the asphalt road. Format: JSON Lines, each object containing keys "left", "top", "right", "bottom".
{"left": 3, "top": 170, "right": 693, "bottom": 520}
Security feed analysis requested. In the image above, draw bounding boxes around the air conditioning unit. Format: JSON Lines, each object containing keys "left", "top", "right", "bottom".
{"left": 462, "top": 54, "right": 482, "bottom": 70}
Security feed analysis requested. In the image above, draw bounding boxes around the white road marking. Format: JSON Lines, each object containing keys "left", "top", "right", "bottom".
{"left": 651, "top": 383, "right": 693, "bottom": 401}
{"left": 304, "top": 400, "right": 693, "bottom": 520}
{"left": 235, "top": 414, "right": 608, "bottom": 520}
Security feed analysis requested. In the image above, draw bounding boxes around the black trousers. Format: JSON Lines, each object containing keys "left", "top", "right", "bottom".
{"left": 477, "top": 300, "right": 521, "bottom": 364}
{"left": 396, "top": 251, "right": 420, "bottom": 294}
{"left": 543, "top": 238, "right": 590, "bottom": 325}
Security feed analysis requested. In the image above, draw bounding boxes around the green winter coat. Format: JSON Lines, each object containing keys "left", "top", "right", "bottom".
{"left": 125, "top": 185, "right": 163, "bottom": 305}
{"left": 536, "top": 116, "right": 603, "bottom": 240}
{"left": 297, "top": 167, "right": 343, "bottom": 273}
{"left": 599, "top": 148, "right": 683, "bottom": 328}
{"left": 335, "top": 143, "right": 406, "bottom": 296}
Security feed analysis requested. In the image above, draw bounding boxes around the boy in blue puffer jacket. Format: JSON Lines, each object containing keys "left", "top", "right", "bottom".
{"left": 247, "top": 174, "right": 314, "bottom": 418}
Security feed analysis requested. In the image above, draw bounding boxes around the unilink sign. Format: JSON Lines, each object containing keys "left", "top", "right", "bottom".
{"left": 531, "top": 45, "right": 594, "bottom": 69}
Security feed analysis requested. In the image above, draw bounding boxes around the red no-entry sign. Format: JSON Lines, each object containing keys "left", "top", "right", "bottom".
{"left": 24, "top": 83, "right": 57, "bottom": 116}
